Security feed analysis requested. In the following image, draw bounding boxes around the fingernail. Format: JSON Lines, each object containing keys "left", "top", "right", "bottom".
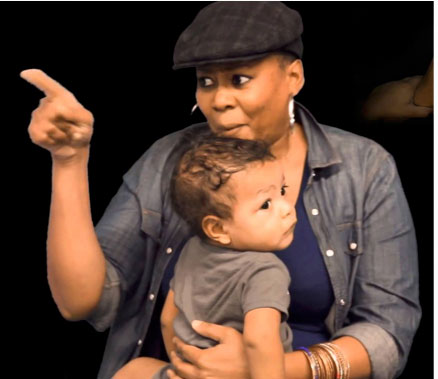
{"left": 192, "top": 320, "right": 201, "bottom": 328}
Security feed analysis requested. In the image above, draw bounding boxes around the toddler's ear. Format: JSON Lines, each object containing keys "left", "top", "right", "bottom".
{"left": 202, "top": 215, "right": 231, "bottom": 245}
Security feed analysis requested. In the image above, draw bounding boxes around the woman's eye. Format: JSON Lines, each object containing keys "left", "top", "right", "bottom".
{"left": 232, "top": 75, "right": 250, "bottom": 86}
{"left": 198, "top": 77, "right": 214, "bottom": 87}
{"left": 281, "top": 185, "right": 289, "bottom": 196}
{"left": 260, "top": 200, "right": 271, "bottom": 210}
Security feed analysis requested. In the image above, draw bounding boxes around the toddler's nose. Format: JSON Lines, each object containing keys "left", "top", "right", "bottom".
{"left": 281, "top": 198, "right": 294, "bottom": 218}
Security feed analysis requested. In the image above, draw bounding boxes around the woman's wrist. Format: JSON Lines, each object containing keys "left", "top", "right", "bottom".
{"left": 290, "top": 336, "right": 371, "bottom": 379}
{"left": 52, "top": 147, "right": 90, "bottom": 168}
{"left": 298, "top": 343, "right": 350, "bottom": 379}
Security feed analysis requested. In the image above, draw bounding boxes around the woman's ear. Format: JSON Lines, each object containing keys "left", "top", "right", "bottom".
{"left": 202, "top": 215, "right": 231, "bottom": 245}
{"left": 286, "top": 59, "right": 305, "bottom": 97}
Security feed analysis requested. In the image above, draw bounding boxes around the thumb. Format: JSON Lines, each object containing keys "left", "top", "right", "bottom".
{"left": 191, "top": 320, "right": 230, "bottom": 343}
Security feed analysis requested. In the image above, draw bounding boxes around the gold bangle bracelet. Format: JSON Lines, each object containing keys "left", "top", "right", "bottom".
{"left": 319, "top": 343, "right": 351, "bottom": 379}
{"left": 310, "top": 345, "right": 336, "bottom": 379}
{"left": 297, "top": 347, "right": 319, "bottom": 379}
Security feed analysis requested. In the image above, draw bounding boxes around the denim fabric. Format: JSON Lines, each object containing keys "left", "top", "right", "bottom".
{"left": 87, "top": 102, "right": 421, "bottom": 379}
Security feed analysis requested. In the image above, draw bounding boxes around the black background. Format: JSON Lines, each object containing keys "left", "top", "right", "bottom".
{"left": 5, "top": 2, "right": 433, "bottom": 378}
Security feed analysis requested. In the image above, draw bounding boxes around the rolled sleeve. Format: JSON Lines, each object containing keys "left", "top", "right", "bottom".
{"left": 87, "top": 165, "right": 152, "bottom": 330}
{"left": 343, "top": 154, "right": 421, "bottom": 378}
{"left": 332, "top": 322, "right": 399, "bottom": 379}
{"left": 84, "top": 129, "right": 188, "bottom": 336}
{"left": 84, "top": 178, "right": 146, "bottom": 331}
{"left": 86, "top": 259, "right": 121, "bottom": 332}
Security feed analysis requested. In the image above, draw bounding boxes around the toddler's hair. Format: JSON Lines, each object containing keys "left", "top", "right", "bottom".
{"left": 171, "top": 129, "right": 275, "bottom": 239}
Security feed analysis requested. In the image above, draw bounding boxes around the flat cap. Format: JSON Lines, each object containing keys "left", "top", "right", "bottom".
{"left": 173, "top": 1, "right": 303, "bottom": 69}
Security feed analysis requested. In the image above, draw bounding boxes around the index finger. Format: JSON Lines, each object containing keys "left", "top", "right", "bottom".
{"left": 20, "top": 69, "right": 74, "bottom": 99}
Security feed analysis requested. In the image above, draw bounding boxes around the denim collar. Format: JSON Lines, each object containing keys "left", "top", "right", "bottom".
{"left": 295, "top": 101, "right": 343, "bottom": 169}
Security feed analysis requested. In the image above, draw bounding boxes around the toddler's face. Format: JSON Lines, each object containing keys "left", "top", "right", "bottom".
{"left": 223, "top": 160, "right": 297, "bottom": 252}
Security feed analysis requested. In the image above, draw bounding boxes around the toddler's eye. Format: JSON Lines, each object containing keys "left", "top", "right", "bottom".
{"left": 198, "top": 77, "right": 214, "bottom": 87}
{"left": 281, "top": 185, "right": 289, "bottom": 196}
{"left": 232, "top": 75, "right": 251, "bottom": 86}
{"left": 261, "top": 200, "right": 271, "bottom": 210}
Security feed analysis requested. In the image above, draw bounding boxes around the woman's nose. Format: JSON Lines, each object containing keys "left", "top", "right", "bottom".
{"left": 212, "top": 87, "right": 236, "bottom": 111}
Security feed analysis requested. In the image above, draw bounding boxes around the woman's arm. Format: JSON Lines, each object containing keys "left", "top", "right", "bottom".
{"left": 168, "top": 322, "right": 371, "bottom": 379}
{"left": 361, "top": 75, "right": 433, "bottom": 121}
{"left": 49, "top": 150, "right": 107, "bottom": 320}
{"left": 161, "top": 289, "right": 179, "bottom": 357}
{"left": 285, "top": 337, "right": 370, "bottom": 379}
{"left": 243, "top": 308, "right": 285, "bottom": 379}
{"left": 330, "top": 337, "right": 371, "bottom": 378}
{"left": 284, "top": 336, "right": 370, "bottom": 379}
{"left": 21, "top": 69, "right": 107, "bottom": 321}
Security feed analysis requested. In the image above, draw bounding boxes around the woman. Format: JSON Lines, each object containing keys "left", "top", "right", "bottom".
{"left": 21, "top": 2, "right": 420, "bottom": 378}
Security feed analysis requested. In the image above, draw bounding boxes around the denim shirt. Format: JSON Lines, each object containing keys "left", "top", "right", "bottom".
{"left": 87, "top": 102, "right": 421, "bottom": 379}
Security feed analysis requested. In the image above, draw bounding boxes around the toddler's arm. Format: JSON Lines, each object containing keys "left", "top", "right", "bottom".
{"left": 243, "top": 307, "right": 285, "bottom": 379}
{"left": 160, "top": 289, "right": 179, "bottom": 357}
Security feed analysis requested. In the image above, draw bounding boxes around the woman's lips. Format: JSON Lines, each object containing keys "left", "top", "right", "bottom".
{"left": 218, "top": 123, "right": 245, "bottom": 130}
{"left": 216, "top": 124, "right": 246, "bottom": 136}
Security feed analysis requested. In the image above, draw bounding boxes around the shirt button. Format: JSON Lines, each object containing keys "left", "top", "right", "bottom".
{"left": 340, "top": 299, "right": 346, "bottom": 306}
{"left": 311, "top": 209, "right": 319, "bottom": 216}
{"left": 350, "top": 242, "right": 358, "bottom": 250}
{"left": 137, "top": 339, "right": 143, "bottom": 346}
{"left": 149, "top": 293, "right": 155, "bottom": 301}
{"left": 166, "top": 247, "right": 173, "bottom": 254}
{"left": 326, "top": 249, "right": 334, "bottom": 257}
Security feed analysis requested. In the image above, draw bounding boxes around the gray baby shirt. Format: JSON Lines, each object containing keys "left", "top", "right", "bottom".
{"left": 170, "top": 236, "right": 293, "bottom": 352}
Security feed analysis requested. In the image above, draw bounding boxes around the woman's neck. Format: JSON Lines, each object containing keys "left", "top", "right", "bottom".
{"left": 270, "top": 122, "right": 308, "bottom": 163}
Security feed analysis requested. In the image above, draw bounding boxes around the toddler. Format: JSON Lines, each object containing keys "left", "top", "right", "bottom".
{"left": 154, "top": 133, "right": 297, "bottom": 379}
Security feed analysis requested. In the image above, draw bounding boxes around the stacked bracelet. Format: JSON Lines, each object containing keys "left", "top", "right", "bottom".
{"left": 298, "top": 343, "right": 350, "bottom": 379}
{"left": 320, "top": 343, "right": 350, "bottom": 379}
{"left": 297, "top": 346, "right": 320, "bottom": 379}
{"left": 311, "top": 345, "right": 335, "bottom": 378}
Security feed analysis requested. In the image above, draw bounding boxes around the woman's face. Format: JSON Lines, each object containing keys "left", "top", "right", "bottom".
{"left": 196, "top": 54, "right": 303, "bottom": 146}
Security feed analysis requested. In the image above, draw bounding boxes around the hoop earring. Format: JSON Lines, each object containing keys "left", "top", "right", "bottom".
{"left": 191, "top": 104, "right": 198, "bottom": 115}
{"left": 289, "top": 98, "right": 295, "bottom": 127}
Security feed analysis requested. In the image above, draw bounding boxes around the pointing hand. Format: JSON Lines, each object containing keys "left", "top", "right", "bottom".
{"left": 21, "top": 69, "right": 94, "bottom": 161}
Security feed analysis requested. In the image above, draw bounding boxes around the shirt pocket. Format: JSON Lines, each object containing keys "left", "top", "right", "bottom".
{"left": 336, "top": 221, "right": 363, "bottom": 256}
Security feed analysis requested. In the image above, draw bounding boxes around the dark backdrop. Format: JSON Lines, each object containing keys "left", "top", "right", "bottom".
{"left": 6, "top": 2, "right": 432, "bottom": 378}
